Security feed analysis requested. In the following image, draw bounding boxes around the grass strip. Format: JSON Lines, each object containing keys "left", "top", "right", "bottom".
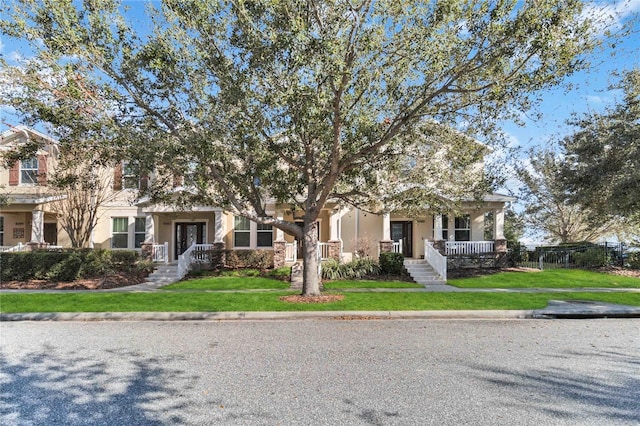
{"left": 449, "top": 269, "right": 640, "bottom": 289}
{"left": 323, "top": 280, "right": 424, "bottom": 289}
{"left": 161, "top": 276, "right": 289, "bottom": 291}
{"left": 2, "top": 291, "right": 639, "bottom": 313}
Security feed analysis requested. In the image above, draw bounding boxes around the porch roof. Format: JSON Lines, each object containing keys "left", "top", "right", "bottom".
{"left": 2, "top": 193, "right": 66, "bottom": 205}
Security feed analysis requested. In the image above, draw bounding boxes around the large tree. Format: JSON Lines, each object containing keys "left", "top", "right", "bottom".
{"left": 561, "top": 69, "right": 640, "bottom": 228}
{"left": 516, "top": 148, "right": 630, "bottom": 244}
{"left": 1, "top": 0, "right": 605, "bottom": 295}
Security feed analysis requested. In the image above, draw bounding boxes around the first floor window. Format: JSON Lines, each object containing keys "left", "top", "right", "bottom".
{"left": 234, "top": 216, "right": 250, "bottom": 247}
{"left": 257, "top": 220, "right": 273, "bottom": 247}
{"left": 454, "top": 215, "right": 471, "bottom": 241}
{"left": 20, "top": 157, "right": 38, "bottom": 184}
{"left": 0, "top": 216, "right": 4, "bottom": 246}
{"left": 112, "top": 217, "right": 128, "bottom": 248}
{"left": 134, "top": 217, "right": 146, "bottom": 248}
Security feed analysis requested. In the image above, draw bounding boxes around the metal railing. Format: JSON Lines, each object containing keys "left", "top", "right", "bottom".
{"left": 445, "top": 241, "right": 494, "bottom": 255}
{"left": 425, "top": 240, "right": 447, "bottom": 282}
{"left": 152, "top": 242, "right": 169, "bottom": 263}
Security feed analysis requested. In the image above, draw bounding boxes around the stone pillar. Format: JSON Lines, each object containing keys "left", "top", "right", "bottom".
{"left": 214, "top": 211, "right": 225, "bottom": 243}
{"left": 379, "top": 240, "right": 393, "bottom": 254}
{"left": 275, "top": 210, "right": 285, "bottom": 242}
{"left": 145, "top": 213, "right": 155, "bottom": 243}
{"left": 494, "top": 207, "right": 505, "bottom": 240}
{"left": 30, "top": 209, "right": 44, "bottom": 243}
{"left": 273, "top": 240, "right": 286, "bottom": 268}
{"left": 495, "top": 238, "right": 507, "bottom": 253}
{"left": 211, "top": 241, "right": 226, "bottom": 269}
{"left": 328, "top": 240, "right": 341, "bottom": 261}
{"left": 141, "top": 242, "right": 153, "bottom": 261}
{"left": 382, "top": 212, "right": 390, "bottom": 240}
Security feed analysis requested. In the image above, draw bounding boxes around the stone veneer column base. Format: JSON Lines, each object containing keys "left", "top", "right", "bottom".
{"left": 273, "top": 241, "right": 286, "bottom": 268}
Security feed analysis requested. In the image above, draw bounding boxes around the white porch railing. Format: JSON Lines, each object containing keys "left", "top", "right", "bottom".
{"left": 193, "top": 243, "right": 215, "bottom": 263}
{"left": 285, "top": 241, "right": 297, "bottom": 263}
{"left": 152, "top": 242, "right": 169, "bottom": 264}
{"left": 177, "top": 243, "right": 197, "bottom": 281}
{"left": 392, "top": 239, "right": 403, "bottom": 254}
{"left": 318, "top": 242, "right": 331, "bottom": 260}
{"left": 425, "top": 240, "right": 447, "bottom": 282}
{"left": 445, "top": 241, "right": 495, "bottom": 255}
{"left": 0, "top": 243, "right": 27, "bottom": 252}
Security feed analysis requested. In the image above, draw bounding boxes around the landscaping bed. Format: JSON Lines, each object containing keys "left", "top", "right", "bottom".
{"left": 0, "top": 271, "right": 148, "bottom": 290}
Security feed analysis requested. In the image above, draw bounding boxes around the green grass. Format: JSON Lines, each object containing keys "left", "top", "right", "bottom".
{"left": 323, "top": 280, "right": 424, "bottom": 289}
{"left": 449, "top": 269, "right": 640, "bottom": 289}
{"left": 161, "top": 276, "right": 289, "bottom": 291}
{"left": 2, "top": 291, "right": 639, "bottom": 313}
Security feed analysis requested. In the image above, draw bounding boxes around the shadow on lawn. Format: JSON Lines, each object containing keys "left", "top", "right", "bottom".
{"left": 464, "top": 348, "right": 640, "bottom": 423}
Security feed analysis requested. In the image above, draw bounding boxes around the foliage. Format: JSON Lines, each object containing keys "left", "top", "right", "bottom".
{"left": 0, "top": 0, "right": 605, "bottom": 295}
{"left": 352, "top": 236, "right": 375, "bottom": 259}
{"left": 222, "top": 250, "right": 274, "bottom": 271}
{"left": 560, "top": 69, "right": 640, "bottom": 231}
{"left": 0, "top": 249, "right": 142, "bottom": 282}
{"left": 322, "top": 258, "right": 381, "bottom": 280}
{"left": 379, "top": 252, "right": 405, "bottom": 276}
{"left": 627, "top": 252, "right": 640, "bottom": 270}
{"left": 571, "top": 248, "right": 610, "bottom": 268}
{"left": 516, "top": 149, "right": 623, "bottom": 243}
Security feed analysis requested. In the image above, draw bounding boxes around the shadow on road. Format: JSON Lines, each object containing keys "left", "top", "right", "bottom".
{"left": 464, "top": 348, "right": 640, "bottom": 423}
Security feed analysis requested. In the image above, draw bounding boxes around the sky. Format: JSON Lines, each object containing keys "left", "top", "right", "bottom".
{"left": 1, "top": 0, "right": 639, "bottom": 236}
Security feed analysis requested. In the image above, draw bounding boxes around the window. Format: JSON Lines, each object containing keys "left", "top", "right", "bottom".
{"left": 0, "top": 216, "right": 4, "bottom": 246}
{"left": 234, "top": 216, "right": 250, "bottom": 247}
{"left": 112, "top": 217, "right": 129, "bottom": 248}
{"left": 20, "top": 157, "right": 38, "bottom": 184}
{"left": 257, "top": 220, "right": 273, "bottom": 247}
{"left": 454, "top": 215, "right": 471, "bottom": 241}
{"left": 122, "top": 161, "right": 139, "bottom": 189}
{"left": 134, "top": 218, "right": 146, "bottom": 248}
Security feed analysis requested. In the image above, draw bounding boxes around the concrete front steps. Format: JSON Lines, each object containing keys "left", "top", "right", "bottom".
{"left": 144, "top": 263, "right": 180, "bottom": 287}
{"left": 403, "top": 259, "right": 445, "bottom": 286}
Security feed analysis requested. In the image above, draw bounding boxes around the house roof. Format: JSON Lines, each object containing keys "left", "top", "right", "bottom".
{"left": 0, "top": 125, "right": 59, "bottom": 156}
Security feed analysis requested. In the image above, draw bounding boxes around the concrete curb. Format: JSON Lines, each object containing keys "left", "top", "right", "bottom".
{"left": 1, "top": 310, "right": 536, "bottom": 322}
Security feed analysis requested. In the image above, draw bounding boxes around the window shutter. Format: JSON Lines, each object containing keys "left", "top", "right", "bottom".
{"left": 9, "top": 161, "right": 19, "bottom": 186}
{"left": 113, "top": 163, "right": 123, "bottom": 190}
{"left": 37, "top": 154, "right": 48, "bottom": 186}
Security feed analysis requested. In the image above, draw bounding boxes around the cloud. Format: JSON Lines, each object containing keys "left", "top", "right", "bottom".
{"left": 580, "top": 0, "right": 640, "bottom": 35}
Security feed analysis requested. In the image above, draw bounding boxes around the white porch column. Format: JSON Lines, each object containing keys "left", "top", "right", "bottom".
{"left": 382, "top": 212, "right": 391, "bottom": 240}
{"left": 275, "top": 210, "right": 285, "bottom": 241}
{"left": 145, "top": 213, "right": 155, "bottom": 243}
{"left": 214, "top": 211, "right": 226, "bottom": 243}
{"left": 330, "top": 210, "right": 340, "bottom": 241}
{"left": 494, "top": 207, "right": 505, "bottom": 240}
{"left": 30, "top": 210, "right": 44, "bottom": 243}
{"left": 434, "top": 214, "right": 443, "bottom": 240}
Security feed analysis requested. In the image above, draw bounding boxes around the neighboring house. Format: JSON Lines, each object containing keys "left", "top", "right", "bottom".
{"left": 1, "top": 126, "right": 514, "bottom": 280}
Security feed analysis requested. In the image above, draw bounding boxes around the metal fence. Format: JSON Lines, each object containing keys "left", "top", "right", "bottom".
{"left": 509, "top": 242, "right": 626, "bottom": 270}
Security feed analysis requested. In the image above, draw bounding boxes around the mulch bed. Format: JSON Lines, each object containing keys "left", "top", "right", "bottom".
{"left": 0, "top": 272, "right": 147, "bottom": 290}
{"left": 279, "top": 294, "right": 345, "bottom": 304}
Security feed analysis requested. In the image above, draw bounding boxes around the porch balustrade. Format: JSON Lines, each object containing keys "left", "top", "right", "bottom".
{"left": 445, "top": 241, "right": 494, "bottom": 255}
{"left": 284, "top": 241, "right": 297, "bottom": 263}
{"left": 392, "top": 239, "right": 403, "bottom": 254}
{"left": 317, "top": 242, "right": 331, "bottom": 260}
{"left": 0, "top": 243, "right": 27, "bottom": 252}
{"left": 152, "top": 242, "right": 169, "bottom": 264}
{"left": 424, "top": 240, "right": 447, "bottom": 281}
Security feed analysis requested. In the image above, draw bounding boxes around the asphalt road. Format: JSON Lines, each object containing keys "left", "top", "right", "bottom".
{"left": 1, "top": 319, "right": 638, "bottom": 425}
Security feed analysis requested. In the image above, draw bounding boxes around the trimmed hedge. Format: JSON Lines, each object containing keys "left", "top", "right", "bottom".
{"left": 194, "top": 249, "right": 274, "bottom": 270}
{"left": 628, "top": 252, "right": 640, "bottom": 269}
{"left": 379, "top": 252, "right": 405, "bottom": 275}
{"left": 0, "top": 249, "right": 142, "bottom": 282}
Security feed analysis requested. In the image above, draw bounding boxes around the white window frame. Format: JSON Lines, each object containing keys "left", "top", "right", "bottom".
{"left": 256, "top": 218, "right": 273, "bottom": 248}
{"left": 122, "top": 161, "right": 139, "bottom": 190}
{"left": 454, "top": 215, "right": 471, "bottom": 241}
{"left": 111, "top": 217, "right": 129, "bottom": 249}
{"left": 134, "top": 217, "right": 146, "bottom": 249}
{"left": 20, "top": 157, "right": 38, "bottom": 185}
{"left": 234, "top": 216, "right": 251, "bottom": 248}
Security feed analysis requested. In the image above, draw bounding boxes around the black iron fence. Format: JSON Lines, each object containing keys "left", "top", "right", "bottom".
{"left": 509, "top": 242, "right": 626, "bottom": 270}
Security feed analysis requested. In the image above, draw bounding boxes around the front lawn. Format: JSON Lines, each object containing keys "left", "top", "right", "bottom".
{"left": 323, "top": 280, "right": 424, "bottom": 289}
{"left": 2, "top": 291, "right": 640, "bottom": 313}
{"left": 449, "top": 269, "right": 640, "bottom": 289}
{"left": 161, "top": 276, "right": 290, "bottom": 291}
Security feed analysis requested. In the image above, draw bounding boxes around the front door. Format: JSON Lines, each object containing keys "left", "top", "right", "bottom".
{"left": 175, "top": 222, "right": 206, "bottom": 259}
{"left": 391, "top": 221, "right": 413, "bottom": 258}
{"left": 44, "top": 223, "right": 57, "bottom": 245}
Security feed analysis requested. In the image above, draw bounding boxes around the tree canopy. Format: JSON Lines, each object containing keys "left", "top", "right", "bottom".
{"left": 1, "top": 0, "right": 604, "bottom": 294}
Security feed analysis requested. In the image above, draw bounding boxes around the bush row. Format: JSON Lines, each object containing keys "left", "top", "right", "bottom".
{"left": 1, "top": 249, "right": 150, "bottom": 282}
{"left": 194, "top": 249, "right": 274, "bottom": 270}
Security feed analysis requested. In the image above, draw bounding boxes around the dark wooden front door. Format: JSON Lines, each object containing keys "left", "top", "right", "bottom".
{"left": 391, "top": 221, "right": 413, "bottom": 258}
{"left": 175, "top": 222, "right": 205, "bottom": 259}
{"left": 44, "top": 223, "right": 57, "bottom": 245}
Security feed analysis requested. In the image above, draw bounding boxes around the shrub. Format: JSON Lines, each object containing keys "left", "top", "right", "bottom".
{"left": 627, "top": 252, "right": 640, "bottom": 269}
{"left": 266, "top": 266, "right": 291, "bottom": 281}
{"left": 379, "top": 252, "right": 404, "bottom": 275}
{"left": 321, "top": 258, "right": 381, "bottom": 280}
{"left": 110, "top": 250, "right": 139, "bottom": 271}
{"left": 572, "top": 247, "right": 609, "bottom": 268}
{"left": 46, "top": 253, "right": 83, "bottom": 282}
{"left": 223, "top": 250, "right": 274, "bottom": 270}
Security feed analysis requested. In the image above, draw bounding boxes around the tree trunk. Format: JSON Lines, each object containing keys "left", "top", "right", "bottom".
{"left": 301, "top": 220, "right": 321, "bottom": 296}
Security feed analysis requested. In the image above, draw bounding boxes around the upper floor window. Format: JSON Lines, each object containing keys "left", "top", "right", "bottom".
{"left": 122, "top": 161, "right": 139, "bottom": 189}
{"left": 20, "top": 157, "right": 38, "bottom": 184}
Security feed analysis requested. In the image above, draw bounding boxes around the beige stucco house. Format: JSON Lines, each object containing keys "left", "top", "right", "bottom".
{"left": 1, "top": 126, "right": 514, "bottom": 282}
